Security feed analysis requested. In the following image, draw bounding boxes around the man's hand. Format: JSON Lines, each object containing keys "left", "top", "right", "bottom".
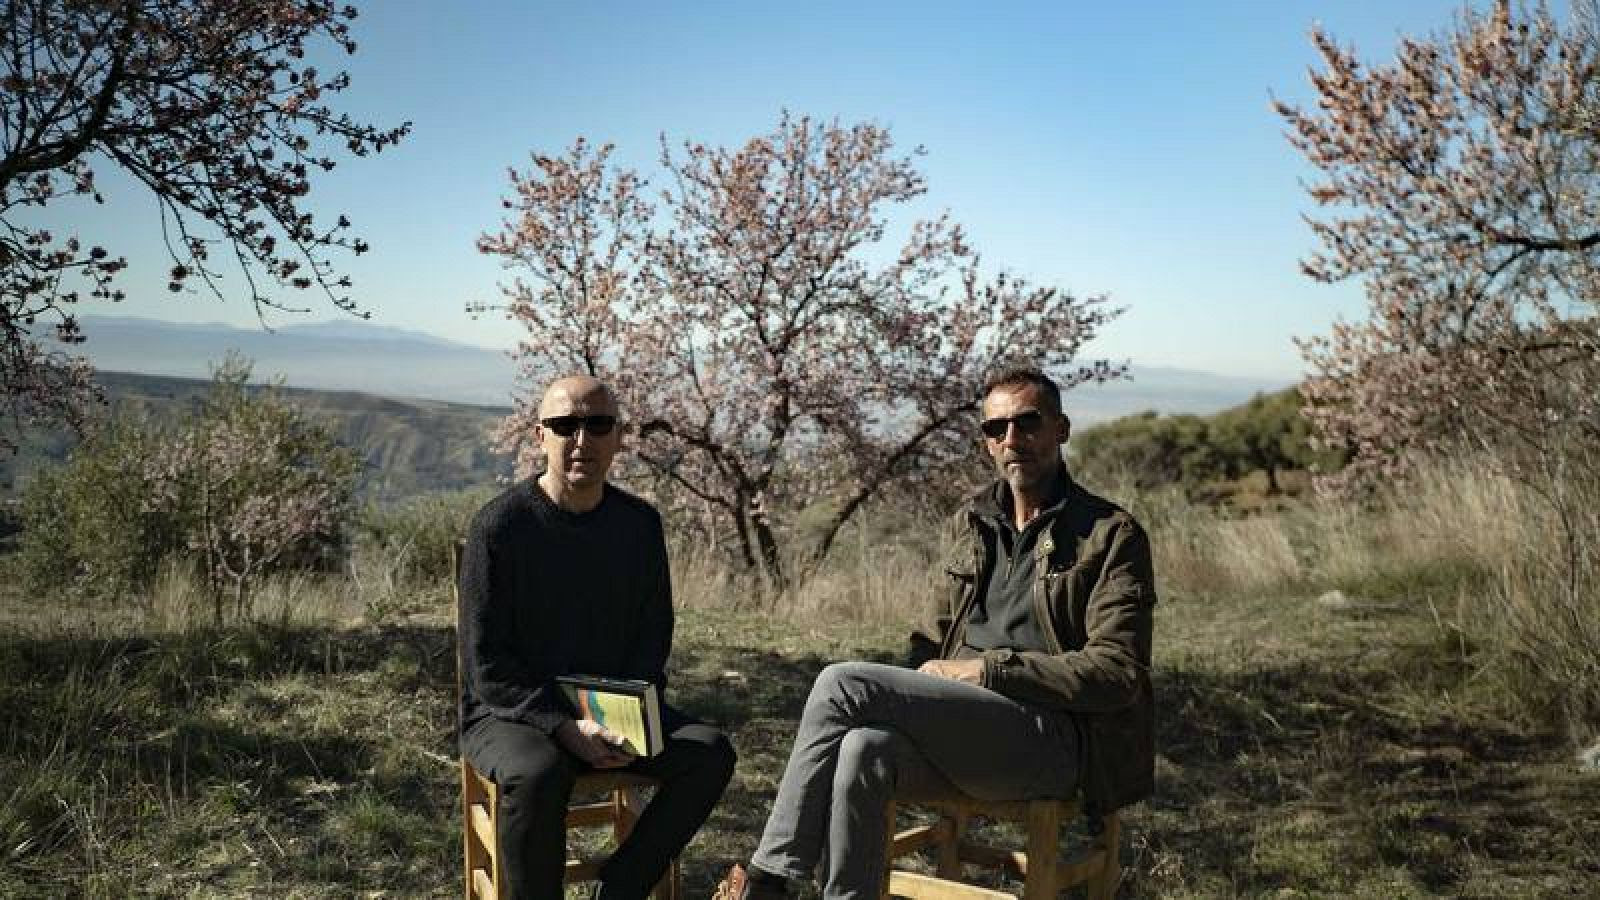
{"left": 555, "top": 718, "right": 637, "bottom": 769}
{"left": 918, "top": 658, "right": 984, "bottom": 685}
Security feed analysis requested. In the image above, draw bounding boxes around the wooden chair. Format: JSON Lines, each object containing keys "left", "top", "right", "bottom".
{"left": 884, "top": 792, "right": 1121, "bottom": 900}
{"left": 462, "top": 758, "right": 677, "bottom": 900}
{"left": 454, "top": 543, "right": 680, "bottom": 900}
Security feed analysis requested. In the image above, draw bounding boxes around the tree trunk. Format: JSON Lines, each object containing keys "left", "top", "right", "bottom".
{"left": 729, "top": 501, "right": 757, "bottom": 571}
{"left": 750, "top": 515, "right": 786, "bottom": 591}
{"left": 802, "top": 410, "right": 966, "bottom": 579}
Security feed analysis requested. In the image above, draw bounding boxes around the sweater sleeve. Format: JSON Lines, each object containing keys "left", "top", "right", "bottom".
{"left": 621, "top": 508, "right": 673, "bottom": 688}
{"left": 459, "top": 512, "right": 572, "bottom": 734}
{"left": 980, "top": 517, "right": 1156, "bottom": 713}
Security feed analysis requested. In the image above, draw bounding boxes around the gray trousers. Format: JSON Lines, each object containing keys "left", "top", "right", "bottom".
{"left": 751, "top": 661, "right": 1081, "bottom": 900}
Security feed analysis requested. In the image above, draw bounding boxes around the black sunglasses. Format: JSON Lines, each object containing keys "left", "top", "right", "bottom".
{"left": 979, "top": 410, "right": 1045, "bottom": 440}
{"left": 541, "top": 415, "right": 618, "bottom": 437}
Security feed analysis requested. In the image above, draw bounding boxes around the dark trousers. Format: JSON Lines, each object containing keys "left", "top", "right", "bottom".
{"left": 463, "top": 707, "right": 736, "bottom": 900}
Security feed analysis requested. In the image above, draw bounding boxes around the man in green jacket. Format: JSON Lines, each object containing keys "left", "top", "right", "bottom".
{"left": 718, "top": 368, "right": 1157, "bottom": 900}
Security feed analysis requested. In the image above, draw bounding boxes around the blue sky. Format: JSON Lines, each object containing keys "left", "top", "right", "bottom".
{"left": 55, "top": 1, "right": 1511, "bottom": 380}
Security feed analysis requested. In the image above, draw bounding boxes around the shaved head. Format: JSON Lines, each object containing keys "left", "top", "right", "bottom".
{"left": 538, "top": 374, "right": 619, "bottom": 419}
{"left": 534, "top": 374, "right": 624, "bottom": 510}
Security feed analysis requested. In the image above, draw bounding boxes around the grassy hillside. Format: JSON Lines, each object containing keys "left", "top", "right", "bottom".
{"left": 0, "top": 371, "right": 514, "bottom": 503}
{"left": 2, "top": 460, "right": 1596, "bottom": 897}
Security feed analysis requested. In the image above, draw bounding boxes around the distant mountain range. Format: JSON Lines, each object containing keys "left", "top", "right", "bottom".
{"left": 72, "top": 316, "right": 527, "bottom": 408}
{"left": 68, "top": 316, "right": 1294, "bottom": 423}
{"left": 0, "top": 370, "right": 514, "bottom": 503}
{"left": 0, "top": 317, "right": 1298, "bottom": 503}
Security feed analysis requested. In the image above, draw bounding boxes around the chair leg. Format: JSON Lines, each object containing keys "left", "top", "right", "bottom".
{"left": 1022, "top": 801, "right": 1061, "bottom": 900}
{"left": 1084, "top": 813, "right": 1121, "bottom": 900}
{"left": 462, "top": 760, "right": 500, "bottom": 900}
{"left": 615, "top": 786, "right": 642, "bottom": 844}
{"left": 462, "top": 766, "right": 474, "bottom": 900}
{"left": 935, "top": 809, "right": 966, "bottom": 881}
{"left": 652, "top": 859, "right": 680, "bottom": 900}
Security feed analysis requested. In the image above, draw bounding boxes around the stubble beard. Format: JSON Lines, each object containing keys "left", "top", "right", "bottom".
{"left": 1000, "top": 450, "right": 1059, "bottom": 498}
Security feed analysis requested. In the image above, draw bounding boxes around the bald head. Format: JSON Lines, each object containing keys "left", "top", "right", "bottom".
{"left": 534, "top": 374, "right": 624, "bottom": 509}
{"left": 538, "top": 374, "right": 619, "bottom": 420}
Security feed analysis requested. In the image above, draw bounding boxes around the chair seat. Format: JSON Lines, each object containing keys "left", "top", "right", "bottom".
{"left": 461, "top": 757, "right": 680, "bottom": 900}
{"left": 885, "top": 791, "right": 1120, "bottom": 900}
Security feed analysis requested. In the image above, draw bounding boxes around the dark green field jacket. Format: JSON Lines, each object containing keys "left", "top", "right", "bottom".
{"left": 910, "top": 472, "right": 1158, "bottom": 817}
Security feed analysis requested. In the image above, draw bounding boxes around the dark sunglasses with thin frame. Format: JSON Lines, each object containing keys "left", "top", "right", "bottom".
{"left": 979, "top": 410, "right": 1045, "bottom": 441}
{"left": 540, "top": 415, "right": 618, "bottom": 438}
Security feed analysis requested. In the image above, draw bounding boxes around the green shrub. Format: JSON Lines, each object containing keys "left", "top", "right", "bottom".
{"left": 16, "top": 418, "right": 186, "bottom": 599}
{"left": 16, "top": 356, "right": 361, "bottom": 616}
{"left": 1071, "top": 410, "right": 1221, "bottom": 492}
{"left": 1070, "top": 388, "right": 1343, "bottom": 496}
{"left": 357, "top": 487, "right": 493, "bottom": 584}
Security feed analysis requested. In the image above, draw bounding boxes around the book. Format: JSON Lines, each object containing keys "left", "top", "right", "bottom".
{"left": 556, "top": 674, "right": 665, "bottom": 757}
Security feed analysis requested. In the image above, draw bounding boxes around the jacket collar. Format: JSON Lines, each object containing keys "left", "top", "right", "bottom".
{"left": 969, "top": 463, "right": 1076, "bottom": 531}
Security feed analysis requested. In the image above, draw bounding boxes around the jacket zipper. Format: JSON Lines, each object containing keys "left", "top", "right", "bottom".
{"left": 1033, "top": 525, "right": 1063, "bottom": 654}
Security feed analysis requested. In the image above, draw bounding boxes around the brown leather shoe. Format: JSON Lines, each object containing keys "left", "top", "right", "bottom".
{"left": 711, "top": 863, "right": 788, "bottom": 900}
{"left": 711, "top": 864, "right": 748, "bottom": 900}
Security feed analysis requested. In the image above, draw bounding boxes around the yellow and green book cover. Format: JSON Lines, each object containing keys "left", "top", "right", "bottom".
{"left": 556, "top": 675, "right": 664, "bottom": 757}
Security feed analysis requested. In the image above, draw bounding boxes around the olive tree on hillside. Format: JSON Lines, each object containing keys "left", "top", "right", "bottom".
{"left": 1210, "top": 390, "right": 1322, "bottom": 494}
{"left": 1, "top": 0, "right": 409, "bottom": 451}
{"left": 476, "top": 115, "right": 1124, "bottom": 585}
{"left": 1277, "top": 0, "right": 1600, "bottom": 493}
{"left": 1070, "top": 411, "right": 1219, "bottom": 492}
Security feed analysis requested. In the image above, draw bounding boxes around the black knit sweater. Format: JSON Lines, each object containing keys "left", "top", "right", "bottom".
{"left": 458, "top": 478, "right": 673, "bottom": 736}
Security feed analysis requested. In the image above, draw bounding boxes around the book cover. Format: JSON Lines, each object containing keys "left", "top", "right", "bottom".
{"left": 556, "top": 674, "right": 664, "bottom": 757}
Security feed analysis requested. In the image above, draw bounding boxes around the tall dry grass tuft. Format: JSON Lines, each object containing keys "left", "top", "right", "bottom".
{"left": 786, "top": 538, "right": 946, "bottom": 625}
{"left": 1091, "top": 457, "right": 1533, "bottom": 603}
{"left": 1489, "top": 551, "right": 1600, "bottom": 733}
{"left": 1112, "top": 455, "right": 1596, "bottom": 737}
{"left": 1084, "top": 474, "right": 1307, "bottom": 598}
{"left": 670, "top": 536, "right": 763, "bottom": 612}
{"left": 669, "top": 502, "right": 948, "bottom": 626}
{"left": 143, "top": 559, "right": 369, "bottom": 628}
{"left": 667, "top": 457, "right": 1596, "bottom": 738}
{"left": 1413, "top": 457, "right": 1600, "bottom": 736}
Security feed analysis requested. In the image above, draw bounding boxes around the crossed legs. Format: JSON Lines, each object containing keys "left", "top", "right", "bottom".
{"left": 749, "top": 661, "right": 1079, "bottom": 900}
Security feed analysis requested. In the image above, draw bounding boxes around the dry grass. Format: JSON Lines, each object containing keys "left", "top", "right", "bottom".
{"left": 670, "top": 517, "right": 948, "bottom": 627}
{"left": 2, "top": 458, "right": 1597, "bottom": 897}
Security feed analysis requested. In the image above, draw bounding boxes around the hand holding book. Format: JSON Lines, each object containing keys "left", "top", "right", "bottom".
{"left": 556, "top": 675, "right": 665, "bottom": 758}
{"left": 555, "top": 717, "right": 636, "bottom": 769}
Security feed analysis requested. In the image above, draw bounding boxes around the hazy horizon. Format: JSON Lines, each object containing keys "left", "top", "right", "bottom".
{"left": 24, "top": 1, "right": 1509, "bottom": 383}
{"left": 74, "top": 315, "right": 1293, "bottom": 423}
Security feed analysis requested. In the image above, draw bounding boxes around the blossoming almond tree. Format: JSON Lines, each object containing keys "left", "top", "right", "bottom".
{"left": 477, "top": 114, "right": 1124, "bottom": 586}
{"left": 1277, "top": 0, "right": 1600, "bottom": 495}
{"left": 1, "top": 0, "right": 409, "bottom": 452}
{"left": 1279, "top": 2, "right": 1600, "bottom": 706}
{"left": 141, "top": 354, "right": 359, "bottom": 621}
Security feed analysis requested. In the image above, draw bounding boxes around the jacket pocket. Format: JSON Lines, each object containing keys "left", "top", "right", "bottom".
{"left": 1043, "top": 560, "right": 1095, "bottom": 651}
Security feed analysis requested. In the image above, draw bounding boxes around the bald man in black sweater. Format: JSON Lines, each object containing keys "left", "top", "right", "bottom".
{"left": 458, "top": 375, "right": 735, "bottom": 900}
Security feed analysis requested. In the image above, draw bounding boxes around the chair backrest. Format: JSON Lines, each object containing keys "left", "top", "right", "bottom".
{"left": 452, "top": 540, "right": 467, "bottom": 742}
